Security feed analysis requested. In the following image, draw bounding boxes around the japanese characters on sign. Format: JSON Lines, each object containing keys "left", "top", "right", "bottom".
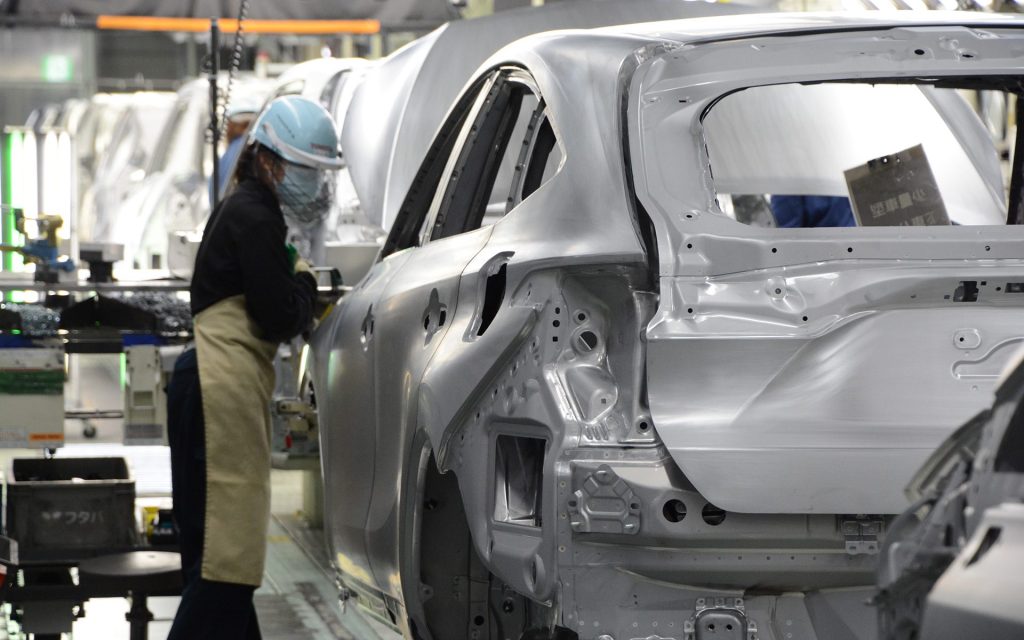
{"left": 844, "top": 144, "right": 950, "bottom": 227}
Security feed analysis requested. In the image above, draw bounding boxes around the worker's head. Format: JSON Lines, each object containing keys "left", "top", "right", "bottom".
{"left": 224, "top": 100, "right": 259, "bottom": 143}
{"left": 245, "top": 95, "right": 343, "bottom": 226}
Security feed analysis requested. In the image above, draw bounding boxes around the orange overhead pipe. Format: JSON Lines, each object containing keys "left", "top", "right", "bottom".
{"left": 96, "top": 15, "right": 381, "bottom": 34}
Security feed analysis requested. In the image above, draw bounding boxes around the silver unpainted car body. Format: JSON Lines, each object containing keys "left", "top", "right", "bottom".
{"left": 108, "top": 77, "right": 272, "bottom": 271}
{"left": 311, "top": 12, "right": 1024, "bottom": 640}
{"left": 78, "top": 92, "right": 176, "bottom": 244}
{"left": 71, "top": 93, "right": 135, "bottom": 205}
{"left": 342, "top": 0, "right": 751, "bottom": 231}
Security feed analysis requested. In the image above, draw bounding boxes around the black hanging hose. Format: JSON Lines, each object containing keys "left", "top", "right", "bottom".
{"left": 219, "top": 0, "right": 252, "bottom": 142}
{"left": 208, "top": 17, "right": 221, "bottom": 207}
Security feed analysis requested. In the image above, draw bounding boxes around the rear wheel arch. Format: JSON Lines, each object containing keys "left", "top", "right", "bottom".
{"left": 401, "top": 432, "right": 563, "bottom": 640}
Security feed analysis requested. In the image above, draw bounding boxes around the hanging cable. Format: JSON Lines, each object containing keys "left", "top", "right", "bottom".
{"left": 219, "top": 0, "right": 251, "bottom": 141}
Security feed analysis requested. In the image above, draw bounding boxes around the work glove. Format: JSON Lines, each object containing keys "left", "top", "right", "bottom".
{"left": 294, "top": 258, "right": 313, "bottom": 276}
{"left": 290, "top": 256, "right": 324, "bottom": 334}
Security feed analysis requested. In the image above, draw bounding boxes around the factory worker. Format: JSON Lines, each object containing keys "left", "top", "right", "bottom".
{"left": 769, "top": 194, "right": 855, "bottom": 228}
{"left": 167, "top": 95, "right": 341, "bottom": 639}
{"left": 215, "top": 98, "right": 261, "bottom": 199}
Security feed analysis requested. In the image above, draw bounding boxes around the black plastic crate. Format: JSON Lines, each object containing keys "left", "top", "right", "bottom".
{"left": 5, "top": 457, "right": 137, "bottom": 562}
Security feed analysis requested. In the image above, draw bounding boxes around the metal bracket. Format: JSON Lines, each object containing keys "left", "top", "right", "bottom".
{"left": 684, "top": 597, "right": 758, "bottom": 640}
{"left": 335, "top": 574, "right": 351, "bottom": 614}
{"left": 841, "top": 516, "right": 884, "bottom": 556}
{"left": 568, "top": 465, "right": 641, "bottom": 535}
{"left": 273, "top": 398, "right": 317, "bottom": 434}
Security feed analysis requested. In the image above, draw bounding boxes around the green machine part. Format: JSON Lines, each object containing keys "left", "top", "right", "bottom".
{"left": 2, "top": 131, "right": 21, "bottom": 301}
{"left": 2, "top": 132, "right": 13, "bottom": 272}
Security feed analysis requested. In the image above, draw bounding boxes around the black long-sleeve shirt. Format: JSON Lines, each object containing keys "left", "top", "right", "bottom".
{"left": 191, "top": 178, "right": 317, "bottom": 343}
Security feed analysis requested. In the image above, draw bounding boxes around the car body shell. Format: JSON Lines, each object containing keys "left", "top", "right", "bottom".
{"left": 312, "top": 11, "right": 1024, "bottom": 640}
{"left": 107, "top": 76, "right": 273, "bottom": 271}
{"left": 78, "top": 92, "right": 176, "bottom": 244}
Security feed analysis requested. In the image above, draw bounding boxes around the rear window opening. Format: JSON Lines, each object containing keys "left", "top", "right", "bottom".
{"left": 701, "top": 81, "right": 1022, "bottom": 228}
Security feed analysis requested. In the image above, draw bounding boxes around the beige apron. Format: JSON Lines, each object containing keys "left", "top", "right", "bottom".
{"left": 194, "top": 295, "right": 278, "bottom": 586}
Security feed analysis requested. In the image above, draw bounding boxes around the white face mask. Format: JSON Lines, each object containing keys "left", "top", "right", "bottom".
{"left": 276, "top": 162, "right": 333, "bottom": 226}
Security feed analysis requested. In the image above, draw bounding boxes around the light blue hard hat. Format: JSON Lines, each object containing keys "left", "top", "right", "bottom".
{"left": 225, "top": 97, "right": 260, "bottom": 120}
{"left": 248, "top": 95, "right": 342, "bottom": 169}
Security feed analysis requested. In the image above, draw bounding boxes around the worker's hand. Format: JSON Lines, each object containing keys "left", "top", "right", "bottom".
{"left": 285, "top": 243, "right": 300, "bottom": 272}
{"left": 294, "top": 258, "right": 313, "bottom": 276}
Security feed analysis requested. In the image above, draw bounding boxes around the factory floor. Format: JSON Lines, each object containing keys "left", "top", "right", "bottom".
{"left": 0, "top": 354, "right": 396, "bottom": 640}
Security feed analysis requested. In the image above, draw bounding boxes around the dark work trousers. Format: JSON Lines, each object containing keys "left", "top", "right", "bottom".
{"left": 167, "top": 348, "right": 262, "bottom": 640}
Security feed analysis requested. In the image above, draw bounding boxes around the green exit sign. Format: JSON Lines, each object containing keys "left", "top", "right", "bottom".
{"left": 41, "top": 55, "right": 74, "bottom": 83}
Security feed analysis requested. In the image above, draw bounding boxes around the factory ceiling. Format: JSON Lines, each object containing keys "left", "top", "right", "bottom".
{"left": 0, "top": 0, "right": 458, "bottom": 27}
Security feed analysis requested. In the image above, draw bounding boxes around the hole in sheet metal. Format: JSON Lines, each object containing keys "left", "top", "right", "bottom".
{"left": 477, "top": 263, "right": 507, "bottom": 336}
{"left": 578, "top": 331, "right": 599, "bottom": 352}
{"left": 493, "top": 435, "right": 545, "bottom": 528}
{"left": 954, "top": 281, "right": 979, "bottom": 303}
{"left": 702, "top": 504, "right": 727, "bottom": 526}
{"left": 663, "top": 499, "right": 687, "bottom": 523}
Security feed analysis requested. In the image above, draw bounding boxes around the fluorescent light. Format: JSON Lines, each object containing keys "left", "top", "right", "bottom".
{"left": 41, "top": 133, "right": 59, "bottom": 217}
{"left": 21, "top": 131, "right": 39, "bottom": 220}
{"left": 56, "top": 132, "right": 73, "bottom": 239}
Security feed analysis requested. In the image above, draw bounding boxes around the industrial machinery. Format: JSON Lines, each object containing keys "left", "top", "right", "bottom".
{"left": 0, "top": 274, "right": 191, "bottom": 637}
{"left": 0, "top": 207, "right": 75, "bottom": 283}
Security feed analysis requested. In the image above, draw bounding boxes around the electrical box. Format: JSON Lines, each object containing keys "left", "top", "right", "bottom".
{"left": 0, "top": 347, "right": 65, "bottom": 448}
{"left": 123, "top": 345, "right": 167, "bottom": 446}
